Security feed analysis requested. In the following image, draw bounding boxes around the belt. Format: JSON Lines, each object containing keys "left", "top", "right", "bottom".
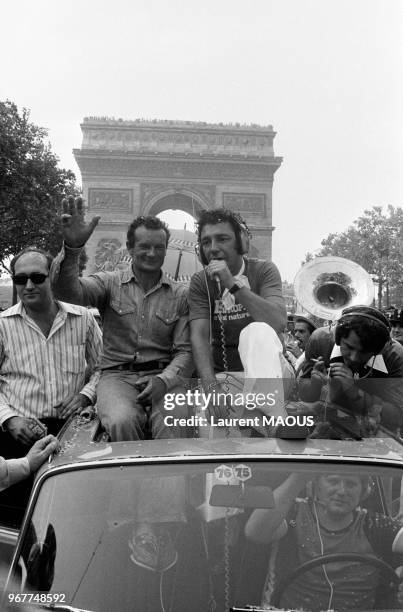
{"left": 104, "top": 360, "right": 168, "bottom": 372}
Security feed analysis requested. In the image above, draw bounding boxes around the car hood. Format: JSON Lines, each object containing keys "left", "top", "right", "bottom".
{"left": 40, "top": 416, "right": 403, "bottom": 473}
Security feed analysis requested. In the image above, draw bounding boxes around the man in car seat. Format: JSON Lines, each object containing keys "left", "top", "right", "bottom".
{"left": 246, "top": 471, "right": 403, "bottom": 611}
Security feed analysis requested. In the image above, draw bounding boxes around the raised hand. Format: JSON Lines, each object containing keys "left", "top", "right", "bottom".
{"left": 61, "top": 196, "right": 100, "bottom": 248}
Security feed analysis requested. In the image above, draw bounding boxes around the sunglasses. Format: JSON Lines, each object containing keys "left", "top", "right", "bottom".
{"left": 13, "top": 273, "right": 49, "bottom": 286}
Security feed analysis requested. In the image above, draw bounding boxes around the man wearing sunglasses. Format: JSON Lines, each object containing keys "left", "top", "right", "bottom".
{"left": 0, "top": 247, "right": 102, "bottom": 451}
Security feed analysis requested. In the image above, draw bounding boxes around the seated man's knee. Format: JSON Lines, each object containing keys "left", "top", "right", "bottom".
{"left": 102, "top": 407, "right": 146, "bottom": 437}
{"left": 239, "top": 321, "right": 280, "bottom": 347}
{"left": 239, "top": 323, "right": 284, "bottom": 379}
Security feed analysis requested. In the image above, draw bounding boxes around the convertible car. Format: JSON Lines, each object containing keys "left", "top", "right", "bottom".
{"left": 1, "top": 416, "right": 403, "bottom": 612}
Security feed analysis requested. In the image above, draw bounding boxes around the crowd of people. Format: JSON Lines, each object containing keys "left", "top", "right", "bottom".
{"left": 1, "top": 199, "right": 403, "bottom": 480}
{"left": 1, "top": 199, "right": 403, "bottom": 609}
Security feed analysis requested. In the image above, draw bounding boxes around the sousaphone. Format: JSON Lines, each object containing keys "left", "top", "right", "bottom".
{"left": 293, "top": 256, "right": 375, "bottom": 322}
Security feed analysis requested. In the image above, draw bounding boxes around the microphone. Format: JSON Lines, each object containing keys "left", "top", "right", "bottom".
{"left": 209, "top": 258, "right": 222, "bottom": 294}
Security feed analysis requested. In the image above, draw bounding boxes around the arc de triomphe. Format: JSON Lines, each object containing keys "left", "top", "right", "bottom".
{"left": 73, "top": 118, "right": 283, "bottom": 273}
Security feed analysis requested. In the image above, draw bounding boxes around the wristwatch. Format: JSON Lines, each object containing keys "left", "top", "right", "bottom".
{"left": 228, "top": 280, "right": 244, "bottom": 294}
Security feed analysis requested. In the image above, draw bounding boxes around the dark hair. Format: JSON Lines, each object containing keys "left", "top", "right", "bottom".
{"left": 335, "top": 306, "right": 391, "bottom": 354}
{"left": 10, "top": 247, "right": 54, "bottom": 276}
{"left": 196, "top": 207, "right": 251, "bottom": 254}
{"left": 126, "top": 216, "right": 170, "bottom": 249}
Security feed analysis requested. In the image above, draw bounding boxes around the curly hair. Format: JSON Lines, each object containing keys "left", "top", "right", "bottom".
{"left": 126, "top": 216, "right": 170, "bottom": 249}
{"left": 10, "top": 247, "right": 54, "bottom": 276}
{"left": 335, "top": 306, "right": 391, "bottom": 354}
{"left": 196, "top": 207, "right": 251, "bottom": 254}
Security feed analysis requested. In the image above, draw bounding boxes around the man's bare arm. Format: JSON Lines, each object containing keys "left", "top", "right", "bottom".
{"left": 205, "top": 259, "right": 286, "bottom": 333}
{"left": 233, "top": 289, "right": 287, "bottom": 333}
{"left": 245, "top": 473, "right": 309, "bottom": 544}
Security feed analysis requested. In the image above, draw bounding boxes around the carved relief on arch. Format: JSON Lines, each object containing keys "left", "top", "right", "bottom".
{"left": 88, "top": 188, "right": 133, "bottom": 213}
{"left": 94, "top": 238, "right": 129, "bottom": 272}
{"left": 223, "top": 192, "right": 266, "bottom": 216}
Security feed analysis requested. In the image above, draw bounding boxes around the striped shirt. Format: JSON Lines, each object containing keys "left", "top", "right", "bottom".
{"left": 0, "top": 301, "right": 102, "bottom": 425}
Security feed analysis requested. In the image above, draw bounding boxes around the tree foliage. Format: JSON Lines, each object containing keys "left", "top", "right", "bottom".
{"left": 305, "top": 206, "right": 403, "bottom": 307}
{"left": 0, "top": 100, "right": 81, "bottom": 275}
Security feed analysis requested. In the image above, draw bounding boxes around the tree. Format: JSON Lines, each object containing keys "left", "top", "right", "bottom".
{"left": 301, "top": 251, "right": 314, "bottom": 266}
{"left": 305, "top": 206, "right": 403, "bottom": 308}
{"left": 0, "top": 100, "right": 81, "bottom": 276}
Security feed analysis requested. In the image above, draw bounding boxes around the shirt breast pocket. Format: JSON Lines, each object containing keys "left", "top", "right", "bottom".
{"left": 110, "top": 298, "right": 136, "bottom": 316}
{"left": 152, "top": 304, "right": 180, "bottom": 344}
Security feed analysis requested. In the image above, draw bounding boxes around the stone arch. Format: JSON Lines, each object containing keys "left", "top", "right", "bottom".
{"left": 77, "top": 119, "right": 282, "bottom": 273}
{"left": 142, "top": 188, "right": 209, "bottom": 218}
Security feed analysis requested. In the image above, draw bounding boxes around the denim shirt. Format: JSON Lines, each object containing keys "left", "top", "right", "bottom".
{"left": 51, "top": 245, "right": 193, "bottom": 390}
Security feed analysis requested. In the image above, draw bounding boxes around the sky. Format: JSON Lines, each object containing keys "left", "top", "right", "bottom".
{"left": 1, "top": 0, "right": 402, "bottom": 282}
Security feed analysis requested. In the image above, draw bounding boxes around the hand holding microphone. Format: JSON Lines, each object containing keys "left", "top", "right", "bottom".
{"left": 206, "top": 259, "right": 234, "bottom": 293}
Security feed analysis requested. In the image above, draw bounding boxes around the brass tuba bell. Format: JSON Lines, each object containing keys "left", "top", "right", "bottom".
{"left": 293, "top": 256, "right": 375, "bottom": 321}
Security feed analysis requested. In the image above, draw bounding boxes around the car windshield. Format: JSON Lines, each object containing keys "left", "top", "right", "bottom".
{"left": 8, "top": 460, "right": 403, "bottom": 612}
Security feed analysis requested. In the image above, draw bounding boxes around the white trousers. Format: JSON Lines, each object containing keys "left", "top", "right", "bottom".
{"left": 207, "top": 322, "right": 295, "bottom": 436}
